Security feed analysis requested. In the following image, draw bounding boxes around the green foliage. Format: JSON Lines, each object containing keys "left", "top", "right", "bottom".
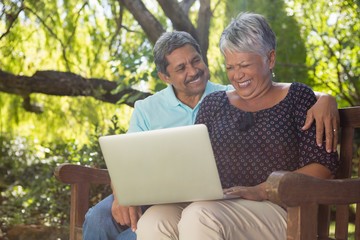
{"left": 0, "top": 0, "right": 162, "bottom": 145}
{"left": 0, "top": 92, "right": 131, "bottom": 144}
{"left": 207, "top": 1, "right": 231, "bottom": 85}
{"left": 0, "top": 115, "right": 125, "bottom": 233}
{"left": 0, "top": 134, "right": 73, "bottom": 229}
{"left": 286, "top": 0, "right": 360, "bottom": 107}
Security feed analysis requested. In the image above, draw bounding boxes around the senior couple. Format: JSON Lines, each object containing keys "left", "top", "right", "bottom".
{"left": 83, "top": 12, "right": 339, "bottom": 240}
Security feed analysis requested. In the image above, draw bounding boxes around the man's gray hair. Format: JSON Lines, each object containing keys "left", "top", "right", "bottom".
{"left": 153, "top": 31, "right": 202, "bottom": 75}
{"left": 219, "top": 12, "right": 276, "bottom": 57}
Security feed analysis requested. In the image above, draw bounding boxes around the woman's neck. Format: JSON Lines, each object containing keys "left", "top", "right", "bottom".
{"left": 229, "top": 82, "right": 290, "bottom": 112}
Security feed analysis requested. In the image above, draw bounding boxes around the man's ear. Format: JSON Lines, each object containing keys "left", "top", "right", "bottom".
{"left": 158, "top": 72, "right": 171, "bottom": 84}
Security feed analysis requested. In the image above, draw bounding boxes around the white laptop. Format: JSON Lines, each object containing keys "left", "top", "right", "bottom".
{"left": 99, "top": 124, "right": 228, "bottom": 206}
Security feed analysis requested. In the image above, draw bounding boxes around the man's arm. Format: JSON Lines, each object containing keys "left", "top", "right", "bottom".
{"left": 302, "top": 92, "right": 339, "bottom": 153}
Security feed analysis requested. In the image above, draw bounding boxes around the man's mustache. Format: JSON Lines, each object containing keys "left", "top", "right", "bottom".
{"left": 185, "top": 70, "right": 204, "bottom": 84}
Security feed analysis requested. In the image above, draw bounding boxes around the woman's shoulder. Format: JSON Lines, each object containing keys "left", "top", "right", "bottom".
{"left": 283, "top": 82, "right": 316, "bottom": 107}
{"left": 201, "top": 90, "right": 228, "bottom": 108}
{"left": 274, "top": 82, "right": 314, "bottom": 97}
{"left": 274, "top": 81, "right": 312, "bottom": 90}
{"left": 290, "top": 81, "right": 311, "bottom": 89}
{"left": 204, "top": 90, "right": 227, "bottom": 100}
{"left": 288, "top": 82, "right": 315, "bottom": 96}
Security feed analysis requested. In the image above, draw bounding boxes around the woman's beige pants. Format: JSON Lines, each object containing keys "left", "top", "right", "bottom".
{"left": 136, "top": 199, "right": 287, "bottom": 240}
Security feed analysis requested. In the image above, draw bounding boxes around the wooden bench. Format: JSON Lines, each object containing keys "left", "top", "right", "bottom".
{"left": 55, "top": 106, "right": 360, "bottom": 240}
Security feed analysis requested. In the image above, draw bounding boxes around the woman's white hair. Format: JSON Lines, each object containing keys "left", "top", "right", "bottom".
{"left": 219, "top": 12, "right": 276, "bottom": 58}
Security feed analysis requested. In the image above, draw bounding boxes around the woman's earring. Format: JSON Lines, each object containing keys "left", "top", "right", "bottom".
{"left": 271, "top": 69, "right": 276, "bottom": 78}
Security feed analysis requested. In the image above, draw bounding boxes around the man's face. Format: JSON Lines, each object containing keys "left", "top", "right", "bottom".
{"left": 159, "top": 44, "right": 210, "bottom": 102}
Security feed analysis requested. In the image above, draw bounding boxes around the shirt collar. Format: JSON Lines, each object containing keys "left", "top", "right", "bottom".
{"left": 165, "top": 81, "right": 213, "bottom": 108}
{"left": 164, "top": 85, "right": 182, "bottom": 107}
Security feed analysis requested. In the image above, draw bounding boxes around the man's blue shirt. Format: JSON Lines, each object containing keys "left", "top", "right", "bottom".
{"left": 127, "top": 81, "right": 231, "bottom": 133}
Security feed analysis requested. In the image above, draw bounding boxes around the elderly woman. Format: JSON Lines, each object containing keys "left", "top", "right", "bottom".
{"left": 135, "top": 13, "right": 339, "bottom": 240}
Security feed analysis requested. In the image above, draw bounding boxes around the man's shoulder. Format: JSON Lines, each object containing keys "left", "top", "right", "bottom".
{"left": 134, "top": 86, "right": 171, "bottom": 107}
{"left": 207, "top": 81, "right": 232, "bottom": 92}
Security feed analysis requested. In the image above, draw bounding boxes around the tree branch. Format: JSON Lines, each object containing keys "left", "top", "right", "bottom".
{"left": 0, "top": 1, "right": 24, "bottom": 41}
{"left": 157, "top": 0, "right": 208, "bottom": 63}
{"left": 24, "top": 6, "right": 72, "bottom": 71}
{"left": 157, "top": 0, "right": 198, "bottom": 38}
{"left": 179, "top": 0, "right": 196, "bottom": 14}
{"left": 119, "top": 0, "right": 165, "bottom": 44}
{"left": 0, "top": 69, "right": 152, "bottom": 110}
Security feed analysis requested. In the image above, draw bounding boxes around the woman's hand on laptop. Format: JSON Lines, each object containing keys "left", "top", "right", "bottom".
{"left": 223, "top": 182, "right": 268, "bottom": 201}
{"left": 111, "top": 194, "right": 142, "bottom": 232}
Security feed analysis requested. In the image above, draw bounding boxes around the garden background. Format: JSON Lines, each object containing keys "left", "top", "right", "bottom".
{"left": 0, "top": 0, "right": 359, "bottom": 239}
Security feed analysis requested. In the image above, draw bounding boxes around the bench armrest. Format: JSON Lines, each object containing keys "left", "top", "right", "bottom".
{"left": 54, "top": 163, "right": 110, "bottom": 185}
{"left": 266, "top": 171, "right": 360, "bottom": 239}
{"left": 54, "top": 163, "right": 111, "bottom": 240}
{"left": 266, "top": 171, "right": 360, "bottom": 207}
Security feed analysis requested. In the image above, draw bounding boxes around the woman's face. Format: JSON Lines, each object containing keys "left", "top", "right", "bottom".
{"left": 224, "top": 50, "right": 275, "bottom": 100}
